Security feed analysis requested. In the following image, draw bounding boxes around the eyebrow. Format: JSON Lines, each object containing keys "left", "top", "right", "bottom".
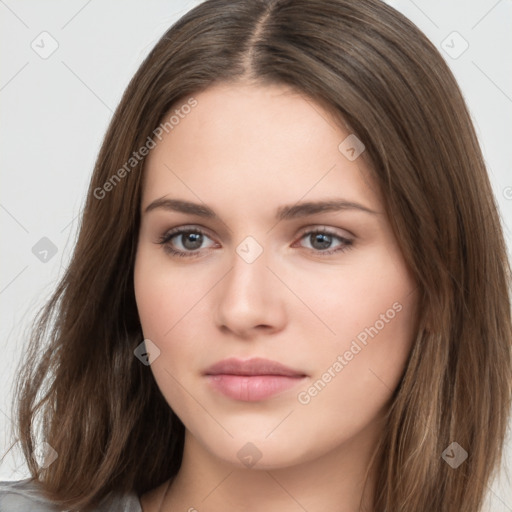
{"left": 144, "top": 197, "right": 378, "bottom": 219}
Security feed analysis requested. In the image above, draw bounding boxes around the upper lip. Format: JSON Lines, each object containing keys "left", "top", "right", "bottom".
{"left": 204, "top": 357, "right": 306, "bottom": 377}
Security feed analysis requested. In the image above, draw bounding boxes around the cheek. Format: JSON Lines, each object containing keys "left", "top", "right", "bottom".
{"left": 290, "top": 244, "right": 418, "bottom": 402}
{"left": 289, "top": 243, "right": 416, "bottom": 341}
{"left": 133, "top": 249, "right": 213, "bottom": 394}
{"left": 133, "top": 252, "right": 201, "bottom": 408}
{"left": 133, "top": 246, "right": 208, "bottom": 340}
{"left": 288, "top": 312, "right": 417, "bottom": 453}
{"left": 296, "top": 292, "right": 417, "bottom": 440}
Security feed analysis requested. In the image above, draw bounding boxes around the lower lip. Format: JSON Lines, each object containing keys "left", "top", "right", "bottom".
{"left": 205, "top": 374, "right": 306, "bottom": 401}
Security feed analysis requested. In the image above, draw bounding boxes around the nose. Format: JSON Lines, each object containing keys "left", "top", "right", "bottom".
{"left": 214, "top": 244, "right": 287, "bottom": 338}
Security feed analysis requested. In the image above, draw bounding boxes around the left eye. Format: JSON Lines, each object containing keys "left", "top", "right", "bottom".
{"left": 296, "top": 230, "right": 352, "bottom": 253}
{"left": 157, "top": 227, "right": 353, "bottom": 258}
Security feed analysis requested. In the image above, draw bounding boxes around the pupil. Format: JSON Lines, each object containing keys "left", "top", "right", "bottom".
{"left": 311, "top": 233, "right": 332, "bottom": 250}
{"left": 182, "top": 232, "right": 203, "bottom": 250}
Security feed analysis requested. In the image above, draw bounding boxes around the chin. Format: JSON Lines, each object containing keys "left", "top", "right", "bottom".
{"left": 194, "top": 430, "right": 318, "bottom": 470}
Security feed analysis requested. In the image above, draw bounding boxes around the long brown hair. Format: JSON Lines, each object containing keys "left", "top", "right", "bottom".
{"left": 4, "top": 0, "right": 511, "bottom": 510}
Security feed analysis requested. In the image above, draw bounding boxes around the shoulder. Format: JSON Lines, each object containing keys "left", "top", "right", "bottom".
{"left": 0, "top": 478, "right": 143, "bottom": 512}
{"left": 0, "top": 478, "right": 60, "bottom": 511}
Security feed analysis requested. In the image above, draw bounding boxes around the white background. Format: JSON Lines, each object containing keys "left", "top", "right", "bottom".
{"left": 1, "top": 0, "right": 511, "bottom": 509}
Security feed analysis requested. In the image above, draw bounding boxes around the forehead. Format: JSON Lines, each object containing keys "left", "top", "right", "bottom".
{"left": 141, "top": 82, "right": 380, "bottom": 216}
{"left": 154, "top": 81, "right": 347, "bottom": 155}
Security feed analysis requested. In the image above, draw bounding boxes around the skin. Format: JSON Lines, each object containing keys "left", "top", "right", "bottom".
{"left": 134, "top": 81, "right": 418, "bottom": 512}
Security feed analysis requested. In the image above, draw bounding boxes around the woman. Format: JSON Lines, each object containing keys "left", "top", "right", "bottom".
{"left": 1, "top": 0, "right": 511, "bottom": 511}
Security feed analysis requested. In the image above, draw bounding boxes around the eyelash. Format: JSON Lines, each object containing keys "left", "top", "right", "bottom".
{"left": 157, "top": 226, "right": 354, "bottom": 259}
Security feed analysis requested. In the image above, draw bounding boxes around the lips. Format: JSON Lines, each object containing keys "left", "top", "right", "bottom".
{"left": 204, "top": 357, "right": 307, "bottom": 401}
{"left": 204, "top": 357, "right": 306, "bottom": 377}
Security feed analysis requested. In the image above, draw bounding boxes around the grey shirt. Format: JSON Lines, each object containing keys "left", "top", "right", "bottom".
{"left": 0, "top": 478, "right": 143, "bottom": 511}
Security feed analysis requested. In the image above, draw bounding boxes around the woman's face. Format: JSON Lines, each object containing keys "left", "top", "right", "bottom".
{"left": 134, "top": 81, "right": 418, "bottom": 469}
